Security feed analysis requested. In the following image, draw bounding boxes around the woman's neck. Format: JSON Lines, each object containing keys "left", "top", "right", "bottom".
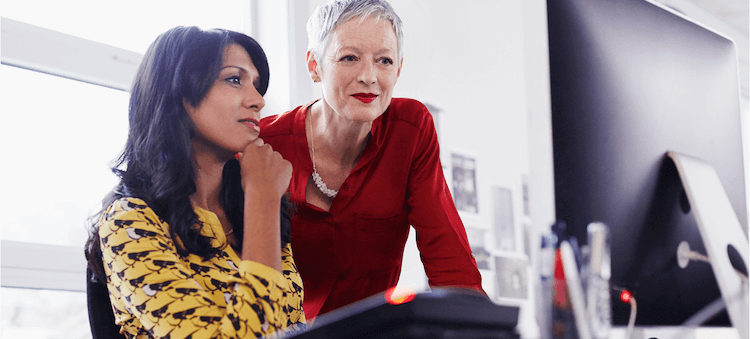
{"left": 189, "top": 142, "right": 226, "bottom": 212}
{"left": 310, "top": 100, "right": 371, "bottom": 169}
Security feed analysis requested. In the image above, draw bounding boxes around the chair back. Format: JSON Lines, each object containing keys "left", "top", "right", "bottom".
{"left": 86, "top": 267, "right": 127, "bottom": 339}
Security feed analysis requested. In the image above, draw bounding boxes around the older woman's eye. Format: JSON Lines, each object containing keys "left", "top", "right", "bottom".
{"left": 380, "top": 58, "right": 394, "bottom": 65}
{"left": 340, "top": 55, "right": 357, "bottom": 62}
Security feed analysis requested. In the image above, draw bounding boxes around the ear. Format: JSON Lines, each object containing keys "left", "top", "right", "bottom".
{"left": 397, "top": 57, "right": 404, "bottom": 78}
{"left": 306, "top": 51, "right": 321, "bottom": 83}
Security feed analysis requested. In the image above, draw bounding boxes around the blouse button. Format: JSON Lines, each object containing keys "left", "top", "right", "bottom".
{"left": 343, "top": 185, "right": 349, "bottom": 191}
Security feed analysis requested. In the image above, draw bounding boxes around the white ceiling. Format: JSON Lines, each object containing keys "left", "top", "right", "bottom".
{"left": 690, "top": 0, "right": 749, "bottom": 36}
{"left": 653, "top": 0, "right": 749, "bottom": 101}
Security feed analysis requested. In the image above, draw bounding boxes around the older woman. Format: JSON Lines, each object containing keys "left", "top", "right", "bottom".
{"left": 260, "top": 0, "right": 484, "bottom": 320}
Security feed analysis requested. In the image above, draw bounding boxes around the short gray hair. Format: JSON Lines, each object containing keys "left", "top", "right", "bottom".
{"left": 306, "top": 0, "right": 404, "bottom": 62}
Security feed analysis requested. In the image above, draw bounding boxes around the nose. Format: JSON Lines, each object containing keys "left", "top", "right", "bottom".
{"left": 358, "top": 60, "right": 377, "bottom": 85}
{"left": 242, "top": 84, "right": 266, "bottom": 112}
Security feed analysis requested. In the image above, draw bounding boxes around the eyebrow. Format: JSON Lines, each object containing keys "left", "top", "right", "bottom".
{"left": 222, "top": 65, "right": 250, "bottom": 73}
{"left": 221, "top": 65, "right": 260, "bottom": 78}
{"left": 338, "top": 46, "right": 395, "bottom": 55}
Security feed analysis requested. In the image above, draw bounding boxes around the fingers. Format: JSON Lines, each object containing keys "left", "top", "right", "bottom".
{"left": 234, "top": 138, "right": 266, "bottom": 160}
{"left": 237, "top": 138, "right": 291, "bottom": 196}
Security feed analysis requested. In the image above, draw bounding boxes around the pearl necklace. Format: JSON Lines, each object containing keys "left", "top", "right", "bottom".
{"left": 308, "top": 110, "right": 338, "bottom": 199}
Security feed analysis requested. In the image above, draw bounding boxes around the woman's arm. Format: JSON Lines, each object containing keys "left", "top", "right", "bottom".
{"left": 236, "top": 138, "right": 293, "bottom": 272}
{"left": 100, "top": 198, "right": 299, "bottom": 338}
{"left": 405, "top": 104, "right": 484, "bottom": 292}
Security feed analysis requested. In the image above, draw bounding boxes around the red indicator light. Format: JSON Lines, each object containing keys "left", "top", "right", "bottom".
{"left": 385, "top": 286, "right": 416, "bottom": 305}
{"left": 620, "top": 290, "right": 632, "bottom": 303}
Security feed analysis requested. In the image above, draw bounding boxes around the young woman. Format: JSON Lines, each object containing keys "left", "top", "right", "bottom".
{"left": 84, "top": 26, "right": 305, "bottom": 338}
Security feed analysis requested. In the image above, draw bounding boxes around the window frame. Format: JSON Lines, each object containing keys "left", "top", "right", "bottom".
{"left": 1, "top": 17, "right": 142, "bottom": 92}
{"left": 0, "top": 0, "right": 269, "bottom": 292}
{"left": 0, "top": 17, "right": 141, "bottom": 292}
{"left": 1, "top": 240, "right": 88, "bottom": 292}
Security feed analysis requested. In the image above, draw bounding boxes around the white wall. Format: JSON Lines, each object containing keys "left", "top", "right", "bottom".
{"left": 387, "top": 0, "right": 536, "bottom": 292}
{"left": 388, "top": 2, "right": 552, "bottom": 335}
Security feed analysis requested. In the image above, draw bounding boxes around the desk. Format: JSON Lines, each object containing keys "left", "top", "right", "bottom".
{"left": 607, "top": 326, "right": 740, "bottom": 339}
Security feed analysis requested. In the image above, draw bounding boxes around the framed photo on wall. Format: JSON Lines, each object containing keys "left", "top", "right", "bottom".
{"left": 465, "top": 225, "right": 490, "bottom": 270}
{"left": 494, "top": 255, "right": 528, "bottom": 300}
{"left": 450, "top": 149, "right": 479, "bottom": 215}
{"left": 491, "top": 185, "right": 516, "bottom": 252}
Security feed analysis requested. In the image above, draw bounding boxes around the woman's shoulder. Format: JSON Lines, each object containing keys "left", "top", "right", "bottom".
{"left": 259, "top": 102, "right": 311, "bottom": 138}
{"left": 390, "top": 97, "right": 429, "bottom": 111}
{"left": 259, "top": 110, "right": 295, "bottom": 133}
{"left": 100, "top": 197, "right": 162, "bottom": 228}
{"left": 104, "top": 197, "right": 150, "bottom": 213}
{"left": 97, "top": 197, "right": 175, "bottom": 248}
{"left": 385, "top": 98, "right": 434, "bottom": 127}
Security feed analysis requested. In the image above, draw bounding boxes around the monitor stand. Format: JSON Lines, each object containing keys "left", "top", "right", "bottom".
{"left": 667, "top": 151, "right": 749, "bottom": 339}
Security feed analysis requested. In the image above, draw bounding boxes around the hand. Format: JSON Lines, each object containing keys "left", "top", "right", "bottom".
{"left": 235, "top": 138, "right": 289, "bottom": 270}
{"left": 235, "top": 138, "right": 292, "bottom": 201}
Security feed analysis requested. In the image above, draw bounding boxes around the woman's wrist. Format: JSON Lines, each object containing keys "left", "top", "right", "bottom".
{"left": 240, "top": 192, "right": 283, "bottom": 270}
{"left": 242, "top": 184, "right": 284, "bottom": 205}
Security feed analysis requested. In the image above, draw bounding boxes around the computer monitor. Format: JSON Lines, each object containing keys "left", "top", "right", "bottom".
{"left": 547, "top": 0, "right": 746, "bottom": 326}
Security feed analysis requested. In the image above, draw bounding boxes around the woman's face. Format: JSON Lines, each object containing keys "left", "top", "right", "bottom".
{"left": 186, "top": 44, "right": 265, "bottom": 158}
{"left": 309, "top": 16, "right": 402, "bottom": 123}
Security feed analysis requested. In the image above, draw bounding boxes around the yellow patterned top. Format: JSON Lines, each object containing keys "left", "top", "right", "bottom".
{"left": 99, "top": 197, "right": 305, "bottom": 338}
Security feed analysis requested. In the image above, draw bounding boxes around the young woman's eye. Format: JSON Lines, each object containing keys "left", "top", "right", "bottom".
{"left": 225, "top": 75, "right": 242, "bottom": 85}
{"left": 340, "top": 55, "right": 357, "bottom": 62}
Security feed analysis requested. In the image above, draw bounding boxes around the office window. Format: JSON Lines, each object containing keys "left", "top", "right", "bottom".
{"left": 2, "top": 0, "right": 249, "bottom": 54}
{"left": 0, "top": 64, "right": 129, "bottom": 247}
{"left": 1, "top": 2, "right": 251, "bottom": 248}
{"left": 1, "top": 288, "right": 89, "bottom": 339}
{"left": 1, "top": 2, "right": 254, "bottom": 338}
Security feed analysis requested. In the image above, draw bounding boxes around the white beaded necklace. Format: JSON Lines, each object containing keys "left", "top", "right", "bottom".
{"left": 308, "top": 110, "right": 338, "bottom": 199}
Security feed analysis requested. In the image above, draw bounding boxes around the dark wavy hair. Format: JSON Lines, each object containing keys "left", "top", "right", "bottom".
{"left": 84, "top": 26, "right": 291, "bottom": 282}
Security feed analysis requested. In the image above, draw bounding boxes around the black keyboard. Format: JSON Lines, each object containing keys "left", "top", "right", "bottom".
{"left": 280, "top": 288, "right": 520, "bottom": 339}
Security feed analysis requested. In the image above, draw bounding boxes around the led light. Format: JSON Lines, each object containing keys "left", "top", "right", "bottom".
{"left": 620, "top": 290, "right": 632, "bottom": 303}
{"left": 385, "top": 286, "right": 416, "bottom": 305}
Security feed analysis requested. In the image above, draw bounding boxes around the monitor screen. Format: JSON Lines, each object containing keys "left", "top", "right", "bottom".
{"left": 547, "top": 0, "right": 746, "bottom": 326}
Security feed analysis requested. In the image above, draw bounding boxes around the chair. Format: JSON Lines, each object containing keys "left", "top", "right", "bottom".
{"left": 86, "top": 267, "right": 127, "bottom": 339}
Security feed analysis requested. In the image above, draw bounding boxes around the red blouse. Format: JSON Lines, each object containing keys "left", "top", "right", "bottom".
{"left": 259, "top": 98, "right": 484, "bottom": 320}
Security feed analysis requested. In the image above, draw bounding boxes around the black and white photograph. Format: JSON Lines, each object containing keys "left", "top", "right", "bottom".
{"left": 465, "top": 226, "right": 490, "bottom": 270}
{"left": 494, "top": 255, "right": 528, "bottom": 300}
{"left": 451, "top": 151, "right": 478, "bottom": 214}
{"left": 491, "top": 186, "right": 516, "bottom": 252}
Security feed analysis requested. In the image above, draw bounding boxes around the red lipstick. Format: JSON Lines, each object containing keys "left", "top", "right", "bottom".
{"left": 352, "top": 93, "right": 377, "bottom": 103}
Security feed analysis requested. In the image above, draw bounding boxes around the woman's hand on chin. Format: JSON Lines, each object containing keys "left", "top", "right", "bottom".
{"left": 236, "top": 138, "right": 292, "bottom": 201}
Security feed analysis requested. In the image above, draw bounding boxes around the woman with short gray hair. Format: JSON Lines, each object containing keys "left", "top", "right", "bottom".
{"left": 260, "top": 0, "right": 484, "bottom": 320}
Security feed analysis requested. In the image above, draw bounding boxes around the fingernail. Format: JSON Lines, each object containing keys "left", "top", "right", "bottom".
{"left": 234, "top": 153, "right": 240, "bottom": 160}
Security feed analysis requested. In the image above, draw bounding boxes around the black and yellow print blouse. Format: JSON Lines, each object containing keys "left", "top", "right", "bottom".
{"left": 99, "top": 197, "right": 305, "bottom": 338}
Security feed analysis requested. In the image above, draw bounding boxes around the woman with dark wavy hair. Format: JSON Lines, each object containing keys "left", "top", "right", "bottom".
{"left": 84, "top": 26, "right": 305, "bottom": 338}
